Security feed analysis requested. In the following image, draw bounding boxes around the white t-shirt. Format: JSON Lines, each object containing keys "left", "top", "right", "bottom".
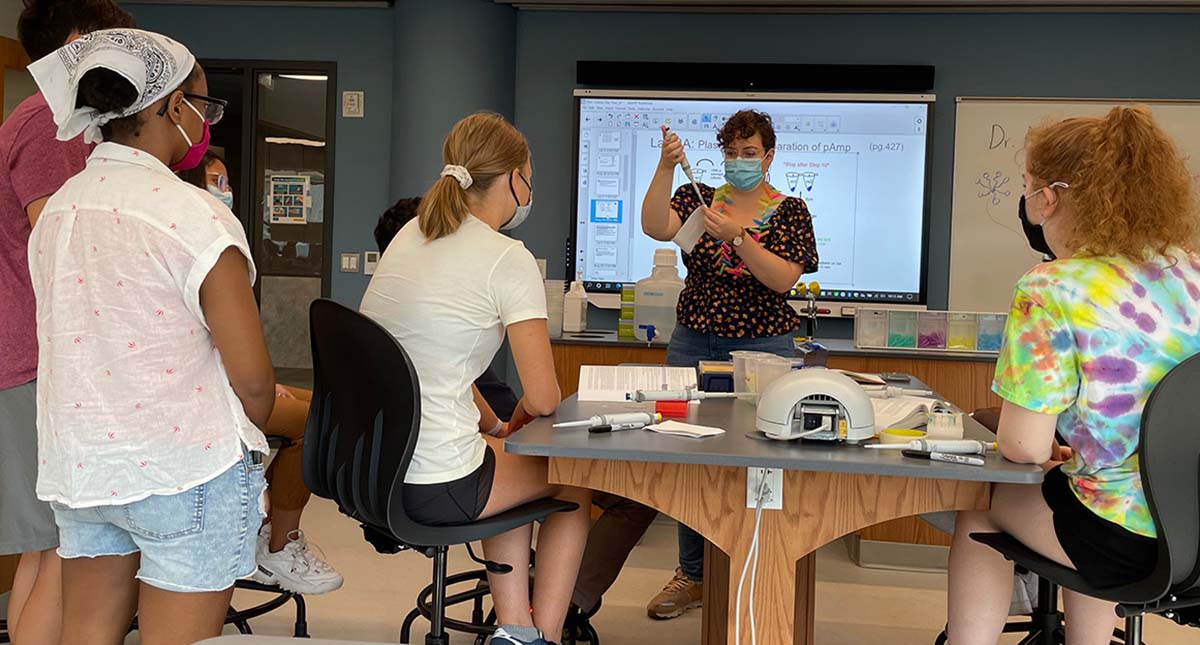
{"left": 360, "top": 216, "right": 546, "bottom": 484}
{"left": 28, "top": 142, "right": 266, "bottom": 508}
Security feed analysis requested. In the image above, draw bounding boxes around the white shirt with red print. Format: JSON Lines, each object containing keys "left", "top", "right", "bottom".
{"left": 27, "top": 142, "right": 267, "bottom": 508}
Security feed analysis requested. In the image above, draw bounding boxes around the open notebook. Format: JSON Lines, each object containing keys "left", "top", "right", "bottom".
{"left": 872, "top": 396, "right": 952, "bottom": 430}
{"left": 577, "top": 365, "right": 698, "bottom": 402}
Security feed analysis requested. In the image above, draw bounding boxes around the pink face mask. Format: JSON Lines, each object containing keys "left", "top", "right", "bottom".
{"left": 169, "top": 100, "right": 210, "bottom": 172}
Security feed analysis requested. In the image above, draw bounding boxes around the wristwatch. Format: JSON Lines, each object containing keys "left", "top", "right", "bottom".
{"left": 731, "top": 229, "right": 746, "bottom": 247}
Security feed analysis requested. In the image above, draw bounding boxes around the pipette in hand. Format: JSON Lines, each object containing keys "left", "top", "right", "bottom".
{"left": 663, "top": 126, "right": 706, "bottom": 204}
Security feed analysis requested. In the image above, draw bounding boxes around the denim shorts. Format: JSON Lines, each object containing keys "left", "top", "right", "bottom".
{"left": 53, "top": 451, "right": 266, "bottom": 593}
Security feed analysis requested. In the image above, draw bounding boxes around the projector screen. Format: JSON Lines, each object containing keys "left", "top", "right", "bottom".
{"left": 569, "top": 90, "right": 934, "bottom": 307}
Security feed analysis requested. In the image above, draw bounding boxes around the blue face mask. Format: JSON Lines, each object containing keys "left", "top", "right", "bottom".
{"left": 207, "top": 185, "right": 234, "bottom": 210}
{"left": 724, "top": 158, "right": 764, "bottom": 192}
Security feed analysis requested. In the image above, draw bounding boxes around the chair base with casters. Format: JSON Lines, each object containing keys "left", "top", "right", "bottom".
{"left": 398, "top": 549, "right": 497, "bottom": 645}
{"left": 395, "top": 546, "right": 604, "bottom": 645}
{"left": 354, "top": 498, "right": 579, "bottom": 645}
{"left": 0, "top": 618, "right": 8, "bottom": 644}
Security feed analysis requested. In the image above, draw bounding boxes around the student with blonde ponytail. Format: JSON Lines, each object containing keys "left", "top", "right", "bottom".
{"left": 361, "top": 112, "right": 590, "bottom": 645}
{"left": 947, "top": 106, "right": 1200, "bottom": 644}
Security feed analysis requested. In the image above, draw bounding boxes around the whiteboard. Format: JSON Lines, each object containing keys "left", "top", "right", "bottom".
{"left": 949, "top": 97, "right": 1200, "bottom": 312}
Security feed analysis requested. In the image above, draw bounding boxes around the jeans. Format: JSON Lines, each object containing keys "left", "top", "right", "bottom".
{"left": 53, "top": 451, "right": 266, "bottom": 593}
{"left": 665, "top": 324, "right": 795, "bottom": 582}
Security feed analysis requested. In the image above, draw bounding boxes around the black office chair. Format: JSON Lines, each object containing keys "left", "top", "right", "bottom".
{"left": 303, "top": 299, "right": 579, "bottom": 645}
{"left": 967, "top": 354, "right": 1200, "bottom": 644}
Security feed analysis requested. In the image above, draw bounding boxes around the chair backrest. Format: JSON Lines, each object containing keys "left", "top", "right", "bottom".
{"left": 1139, "top": 353, "right": 1200, "bottom": 598}
{"left": 303, "top": 299, "right": 421, "bottom": 538}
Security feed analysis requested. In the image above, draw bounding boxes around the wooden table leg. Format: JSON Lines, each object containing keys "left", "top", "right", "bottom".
{"left": 705, "top": 546, "right": 817, "bottom": 645}
{"left": 548, "top": 459, "right": 991, "bottom": 645}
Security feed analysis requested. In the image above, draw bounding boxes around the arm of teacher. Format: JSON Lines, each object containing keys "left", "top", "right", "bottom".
{"left": 641, "top": 125, "right": 686, "bottom": 241}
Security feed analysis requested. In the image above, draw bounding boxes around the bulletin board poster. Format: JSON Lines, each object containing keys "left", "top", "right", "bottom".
{"left": 269, "top": 174, "right": 310, "bottom": 224}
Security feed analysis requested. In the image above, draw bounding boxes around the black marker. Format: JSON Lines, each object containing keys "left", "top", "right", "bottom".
{"left": 589, "top": 421, "right": 647, "bottom": 434}
{"left": 902, "top": 449, "right": 985, "bottom": 467}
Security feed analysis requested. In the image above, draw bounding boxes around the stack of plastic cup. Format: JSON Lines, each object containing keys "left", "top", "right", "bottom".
{"left": 756, "top": 356, "right": 798, "bottom": 394}
{"left": 545, "top": 280, "right": 565, "bottom": 339}
{"left": 729, "top": 350, "right": 778, "bottom": 403}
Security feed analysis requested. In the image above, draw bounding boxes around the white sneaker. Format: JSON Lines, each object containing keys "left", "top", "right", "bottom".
{"left": 253, "top": 529, "right": 344, "bottom": 594}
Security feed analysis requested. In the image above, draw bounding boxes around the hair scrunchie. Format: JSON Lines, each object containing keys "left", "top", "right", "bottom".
{"left": 440, "top": 164, "right": 473, "bottom": 189}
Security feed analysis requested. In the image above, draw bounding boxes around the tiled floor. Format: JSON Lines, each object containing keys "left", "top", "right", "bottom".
{"left": 189, "top": 497, "right": 1196, "bottom": 644}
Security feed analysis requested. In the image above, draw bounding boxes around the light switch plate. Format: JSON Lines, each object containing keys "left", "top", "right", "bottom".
{"left": 342, "top": 91, "right": 364, "bottom": 118}
{"left": 340, "top": 252, "right": 360, "bottom": 273}
{"left": 364, "top": 251, "right": 380, "bottom": 275}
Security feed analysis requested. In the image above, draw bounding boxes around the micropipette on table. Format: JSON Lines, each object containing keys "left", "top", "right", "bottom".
{"left": 865, "top": 439, "right": 996, "bottom": 455}
{"left": 553, "top": 412, "right": 661, "bottom": 429}
{"left": 626, "top": 389, "right": 752, "bottom": 403}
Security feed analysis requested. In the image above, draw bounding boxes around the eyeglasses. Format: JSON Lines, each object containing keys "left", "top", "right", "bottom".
{"left": 157, "top": 92, "right": 228, "bottom": 126}
{"left": 183, "top": 93, "right": 227, "bottom": 125}
{"left": 1023, "top": 181, "right": 1070, "bottom": 201}
{"left": 722, "top": 148, "right": 763, "bottom": 160}
{"left": 208, "top": 173, "right": 229, "bottom": 192}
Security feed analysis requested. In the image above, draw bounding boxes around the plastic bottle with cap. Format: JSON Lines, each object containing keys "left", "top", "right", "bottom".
{"left": 564, "top": 280, "right": 588, "bottom": 333}
{"left": 633, "top": 248, "right": 684, "bottom": 344}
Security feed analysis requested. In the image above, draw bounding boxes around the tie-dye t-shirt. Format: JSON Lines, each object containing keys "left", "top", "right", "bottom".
{"left": 993, "top": 251, "right": 1200, "bottom": 538}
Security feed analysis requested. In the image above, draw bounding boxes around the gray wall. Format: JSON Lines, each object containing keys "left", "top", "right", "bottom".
{"left": 128, "top": 2, "right": 396, "bottom": 308}
{"left": 512, "top": 10, "right": 1200, "bottom": 313}
{"left": 129, "top": 0, "right": 516, "bottom": 308}
{"left": 0, "top": 1, "right": 20, "bottom": 40}
{"left": 391, "top": 0, "right": 517, "bottom": 199}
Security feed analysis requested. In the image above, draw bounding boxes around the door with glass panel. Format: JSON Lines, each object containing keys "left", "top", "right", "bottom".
{"left": 199, "top": 61, "right": 336, "bottom": 381}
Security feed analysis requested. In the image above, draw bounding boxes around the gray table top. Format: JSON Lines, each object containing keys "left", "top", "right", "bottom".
{"left": 506, "top": 385, "right": 1043, "bottom": 485}
{"left": 553, "top": 331, "right": 999, "bottom": 363}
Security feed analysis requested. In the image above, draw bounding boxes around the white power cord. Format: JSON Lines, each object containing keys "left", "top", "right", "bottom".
{"left": 735, "top": 469, "right": 771, "bottom": 645}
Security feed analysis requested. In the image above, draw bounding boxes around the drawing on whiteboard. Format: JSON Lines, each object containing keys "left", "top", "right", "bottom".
{"left": 976, "top": 170, "right": 1012, "bottom": 205}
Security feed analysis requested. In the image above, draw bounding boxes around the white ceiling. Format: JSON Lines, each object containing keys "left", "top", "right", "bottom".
{"left": 494, "top": 0, "right": 1200, "bottom": 11}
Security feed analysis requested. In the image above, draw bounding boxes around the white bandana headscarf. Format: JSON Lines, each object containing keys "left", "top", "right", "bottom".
{"left": 29, "top": 28, "right": 196, "bottom": 145}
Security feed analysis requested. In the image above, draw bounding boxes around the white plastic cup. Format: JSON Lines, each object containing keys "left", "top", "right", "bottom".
{"left": 729, "top": 351, "right": 777, "bottom": 401}
{"left": 756, "top": 356, "right": 796, "bottom": 394}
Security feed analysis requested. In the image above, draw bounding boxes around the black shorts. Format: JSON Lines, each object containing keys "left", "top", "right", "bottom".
{"left": 402, "top": 446, "right": 496, "bottom": 526}
{"left": 1042, "top": 465, "right": 1157, "bottom": 589}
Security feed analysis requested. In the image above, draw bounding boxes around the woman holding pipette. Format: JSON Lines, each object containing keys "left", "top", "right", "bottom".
{"left": 639, "top": 109, "right": 820, "bottom": 620}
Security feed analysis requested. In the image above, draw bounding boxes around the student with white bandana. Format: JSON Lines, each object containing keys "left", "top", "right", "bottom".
{"left": 27, "top": 29, "right": 275, "bottom": 645}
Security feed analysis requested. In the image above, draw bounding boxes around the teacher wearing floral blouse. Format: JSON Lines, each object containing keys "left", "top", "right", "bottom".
{"left": 639, "top": 109, "right": 819, "bottom": 620}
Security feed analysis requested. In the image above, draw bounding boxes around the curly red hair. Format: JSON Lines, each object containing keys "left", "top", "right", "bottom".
{"left": 1026, "top": 105, "right": 1199, "bottom": 261}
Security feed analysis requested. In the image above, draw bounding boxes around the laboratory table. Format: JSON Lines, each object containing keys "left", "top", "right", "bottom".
{"left": 506, "top": 384, "right": 1042, "bottom": 645}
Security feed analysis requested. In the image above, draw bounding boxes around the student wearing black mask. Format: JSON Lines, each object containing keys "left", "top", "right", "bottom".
{"left": 1018, "top": 191, "right": 1058, "bottom": 260}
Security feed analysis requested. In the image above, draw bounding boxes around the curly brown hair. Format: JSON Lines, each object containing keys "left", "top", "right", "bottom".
{"left": 717, "top": 109, "right": 776, "bottom": 151}
{"left": 1026, "top": 105, "right": 1199, "bottom": 261}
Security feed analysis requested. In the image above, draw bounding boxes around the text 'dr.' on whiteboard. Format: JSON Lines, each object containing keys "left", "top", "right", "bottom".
{"left": 949, "top": 97, "right": 1200, "bottom": 313}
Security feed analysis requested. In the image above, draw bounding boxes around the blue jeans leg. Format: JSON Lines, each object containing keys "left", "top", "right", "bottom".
{"left": 664, "top": 325, "right": 795, "bottom": 582}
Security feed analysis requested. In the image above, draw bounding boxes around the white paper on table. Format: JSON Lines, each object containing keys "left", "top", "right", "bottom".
{"left": 673, "top": 206, "right": 706, "bottom": 254}
{"left": 646, "top": 420, "right": 726, "bottom": 438}
{"left": 576, "top": 365, "right": 698, "bottom": 402}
